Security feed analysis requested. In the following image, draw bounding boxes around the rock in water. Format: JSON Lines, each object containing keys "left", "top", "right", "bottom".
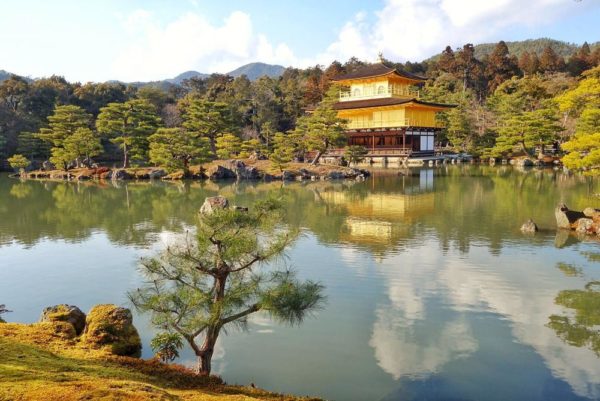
{"left": 555, "top": 203, "right": 585, "bottom": 229}
{"left": 575, "top": 218, "right": 595, "bottom": 234}
{"left": 82, "top": 304, "right": 141, "bottom": 357}
{"left": 40, "top": 304, "right": 86, "bottom": 335}
{"left": 199, "top": 196, "right": 229, "bottom": 215}
{"left": 521, "top": 219, "right": 538, "bottom": 233}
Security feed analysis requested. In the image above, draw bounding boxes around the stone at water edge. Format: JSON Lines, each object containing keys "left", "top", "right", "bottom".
{"left": 520, "top": 219, "right": 538, "bottom": 233}
{"left": 40, "top": 304, "right": 87, "bottom": 335}
{"left": 555, "top": 203, "right": 585, "bottom": 229}
{"left": 82, "top": 304, "right": 142, "bottom": 357}
{"left": 207, "top": 164, "right": 236, "bottom": 181}
{"left": 575, "top": 218, "right": 595, "bottom": 234}
{"left": 199, "top": 196, "right": 229, "bottom": 215}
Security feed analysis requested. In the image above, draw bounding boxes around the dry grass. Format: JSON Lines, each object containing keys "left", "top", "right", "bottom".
{"left": 0, "top": 322, "right": 321, "bottom": 401}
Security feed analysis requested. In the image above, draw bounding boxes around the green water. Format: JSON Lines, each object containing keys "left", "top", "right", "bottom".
{"left": 1, "top": 166, "right": 600, "bottom": 401}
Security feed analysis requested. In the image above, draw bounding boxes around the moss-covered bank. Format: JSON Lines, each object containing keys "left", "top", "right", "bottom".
{"left": 0, "top": 321, "right": 321, "bottom": 401}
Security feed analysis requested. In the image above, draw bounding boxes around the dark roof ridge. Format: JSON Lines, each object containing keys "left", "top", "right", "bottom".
{"left": 332, "top": 62, "right": 427, "bottom": 82}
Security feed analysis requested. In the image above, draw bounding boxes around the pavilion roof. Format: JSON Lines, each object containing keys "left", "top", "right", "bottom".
{"left": 331, "top": 63, "right": 427, "bottom": 82}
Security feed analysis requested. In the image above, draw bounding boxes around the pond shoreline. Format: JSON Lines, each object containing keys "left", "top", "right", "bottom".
{"left": 13, "top": 159, "right": 371, "bottom": 182}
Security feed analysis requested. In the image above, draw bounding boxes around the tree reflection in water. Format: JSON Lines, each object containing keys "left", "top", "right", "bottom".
{"left": 548, "top": 281, "right": 600, "bottom": 357}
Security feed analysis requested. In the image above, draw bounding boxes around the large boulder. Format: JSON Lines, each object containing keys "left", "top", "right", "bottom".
{"left": 520, "top": 219, "right": 538, "bottom": 234}
{"left": 225, "top": 160, "right": 260, "bottom": 180}
{"left": 82, "top": 304, "right": 141, "bottom": 357}
{"left": 207, "top": 165, "right": 236, "bottom": 181}
{"left": 40, "top": 304, "right": 87, "bottom": 335}
{"left": 555, "top": 203, "right": 585, "bottom": 229}
{"left": 199, "top": 196, "right": 229, "bottom": 215}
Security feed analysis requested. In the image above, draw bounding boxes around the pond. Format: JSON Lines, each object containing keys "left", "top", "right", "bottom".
{"left": 1, "top": 166, "right": 600, "bottom": 401}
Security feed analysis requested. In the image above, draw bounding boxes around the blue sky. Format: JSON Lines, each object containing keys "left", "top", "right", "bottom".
{"left": 0, "top": 0, "right": 598, "bottom": 82}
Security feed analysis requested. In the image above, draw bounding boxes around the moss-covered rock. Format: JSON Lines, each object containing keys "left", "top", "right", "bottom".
{"left": 82, "top": 304, "right": 142, "bottom": 357}
{"left": 40, "top": 304, "right": 86, "bottom": 335}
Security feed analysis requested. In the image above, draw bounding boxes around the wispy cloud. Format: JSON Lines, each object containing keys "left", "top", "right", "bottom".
{"left": 315, "top": 0, "right": 593, "bottom": 64}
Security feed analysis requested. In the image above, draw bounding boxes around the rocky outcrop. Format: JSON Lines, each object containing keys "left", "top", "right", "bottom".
{"left": 206, "top": 165, "right": 236, "bottom": 181}
{"left": 40, "top": 304, "right": 87, "bottom": 335}
{"left": 199, "top": 196, "right": 229, "bottom": 215}
{"left": 520, "top": 219, "right": 538, "bottom": 233}
{"left": 555, "top": 203, "right": 586, "bottom": 229}
{"left": 224, "top": 160, "right": 261, "bottom": 180}
{"left": 556, "top": 203, "right": 600, "bottom": 236}
{"left": 82, "top": 304, "right": 142, "bottom": 357}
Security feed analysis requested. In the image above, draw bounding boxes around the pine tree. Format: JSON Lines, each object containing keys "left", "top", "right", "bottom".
{"left": 96, "top": 99, "right": 161, "bottom": 167}
{"left": 179, "top": 98, "right": 232, "bottom": 157}
{"left": 63, "top": 128, "right": 103, "bottom": 167}
{"left": 130, "top": 198, "right": 324, "bottom": 375}
{"left": 294, "top": 85, "right": 347, "bottom": 165}
{"left": 215, "top": 133, "right": 242, "bottom": 159}
{"left": 148, "top": 128, "right": 211, "bottom": 174}
{"left": 36, "top": 105, "right": 92, "bottom": 147}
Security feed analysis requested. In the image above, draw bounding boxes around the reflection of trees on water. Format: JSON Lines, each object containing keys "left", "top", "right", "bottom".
{"left": 1, "top": 166, "right": 597, "bottom": 254}
{"left": 548, "top": 281, "right": 600, "bottom": 357}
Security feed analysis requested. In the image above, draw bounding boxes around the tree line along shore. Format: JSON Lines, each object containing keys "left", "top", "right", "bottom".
{"left": 1, "top": 40, "right": 599, "bottom": 178}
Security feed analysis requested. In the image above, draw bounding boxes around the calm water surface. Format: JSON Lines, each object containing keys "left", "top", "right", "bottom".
{"left": 1, "top": 166, "right": 600, "bottom": 401}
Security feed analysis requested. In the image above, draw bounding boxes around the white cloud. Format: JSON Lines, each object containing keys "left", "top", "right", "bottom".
{"left": 111, "top": 9, "right": 297, "bottom": 81}
{"left": 317, "top": 0, "right": 591, "bottom": 64}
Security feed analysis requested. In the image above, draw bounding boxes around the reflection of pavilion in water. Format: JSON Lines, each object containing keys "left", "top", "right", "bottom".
{"left": 321, "top": 169, "right": 436, "bottom": 251}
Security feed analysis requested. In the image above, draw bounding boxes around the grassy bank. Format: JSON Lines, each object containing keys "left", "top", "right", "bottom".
{"left": 0, "top": 322, "right": 321, "bottom": 401}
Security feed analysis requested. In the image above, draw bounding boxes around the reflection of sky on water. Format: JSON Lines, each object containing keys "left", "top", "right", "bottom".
{"left": 364, "top": 238, "right": 600, "bottom": 400}
{"left": 2, "top": 168, "right": 600, "bottom": 401}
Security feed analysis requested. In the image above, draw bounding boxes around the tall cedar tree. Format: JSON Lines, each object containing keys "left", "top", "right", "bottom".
{"left": 486, "top": 41, "right": 520, "bottom": 92}
{"left": 96, "top": 99, "right": 161, "bottom": 168}
{"left": 130, "top": 197, "right": 325, "bottom": 375}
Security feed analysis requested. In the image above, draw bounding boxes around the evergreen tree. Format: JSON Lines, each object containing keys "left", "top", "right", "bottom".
{"left": 295, "top": 86, "right": 347, "bottom": 164}
{"left": 179, "top": 98, "right": 232, "bottom": 157}
{"left": 270, "top": 132, "right": 296, "bottom": 171}
{"left": 17, "top": 132, "right": 50, "bottom": 160}
{"left": 560, "top": 66, "right": 600, "bottom": 174}
{"left": 148, "top": 128, "right": 211, "bottom": 174}
{"left": 540, "top": 46, "right": 566, "bottom": 73}
{"left": 96, "top": 99, "right": 162, "bottom": 167}
{"left": 37, "top": 105, "right": 92, "bottom": 147}
{"left": 518, "top": 51, "right": 540, "bottom": 75}
{"left": 62, "top": 128, "right": 103, "bottom": 167}
{"left": 486, "top": 41, "right": 520, "bottom": 91}
{"left": 215, "top": 133, "right": 242, "bottom": 159}
{"left": 130, "top": 198, "right": 324, "bottom": 375}
{"left": 7, "top": 154, "right": 30, "bottom": 172}
{"left": 344, "top": 145, "right": 368, "bottom": 165}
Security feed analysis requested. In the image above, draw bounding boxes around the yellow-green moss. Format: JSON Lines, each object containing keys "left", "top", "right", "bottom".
{"left": 0, "top": 322, "right": 321, "bottom": 401}
{"left": 82, "top": 304, "right": 142, "bottom": 357}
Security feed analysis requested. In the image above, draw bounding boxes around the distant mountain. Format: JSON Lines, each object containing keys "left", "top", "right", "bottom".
{"left": 165, "top": 70, "right": 209, "bottom": 85}
{"left": 0, "top": 70, "right": 10, "bottom": 82}
{"left": 227, "top": 62, "right": 285, "bottom": 80}
{"left": 427, "top": 38, "right": 599, "bottom": 62}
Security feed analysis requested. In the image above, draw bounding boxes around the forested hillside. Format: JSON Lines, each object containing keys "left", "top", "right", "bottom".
{"left": 0, "top": 38, "right": 598, "bottom": 173}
